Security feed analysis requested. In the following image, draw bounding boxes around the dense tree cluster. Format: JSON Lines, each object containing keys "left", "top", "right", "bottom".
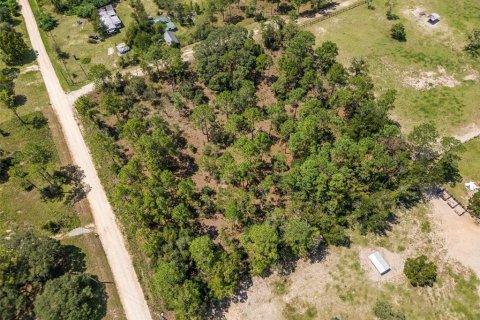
{"left": 194, "top": 26, "right": 262, "bottom": 91}
{"left": 0, "top": 24, "right": 29, "bottom": 65}
{"left": 403, "top": 255, "right": 438, "bottom": 287}
{"left": 76, "top": 22, "right": 462, "bottom": 319}
{"left": 48, "top": 0, "right": 110, "bottom": 17}
{"left": 0, "top": 233, "right": 106, "bottom": 320}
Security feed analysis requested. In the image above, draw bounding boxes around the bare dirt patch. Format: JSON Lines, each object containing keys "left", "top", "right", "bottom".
{"left": 403, "top": 66, "right": 460, "bottom": 90}
{"left": 429, "top": 198, "right": 480, "bottom": 278}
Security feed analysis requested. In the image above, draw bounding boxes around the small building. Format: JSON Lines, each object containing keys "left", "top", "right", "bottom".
{"left": 428, "top": 13, "right": 440, "bottom": 24}
{"left": 165, "top": 21, "right": 177, "bottom": 31}
{"left": 164, "top": 31, "right": 179, "bottom": 46}
{"left": 153, "top": 16, "right": 171, "bottom": 24}
{"left": 98, "top": 5, "right": 123, "bottom": 35}
{"left": 368, "top": 251, "right": 390, "bottom": 275}
{"left": 116, "top": 43, "right": 130, "bottom": 55}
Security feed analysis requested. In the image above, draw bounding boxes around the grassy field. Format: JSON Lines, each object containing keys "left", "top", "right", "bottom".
{"left": 447, "top": 137, "right": 480, "bottom": 205}
{"left": 228, "top": 205, "right": 480, "bottom": 319}
{"left": 28, "top": 0, "right": 161, "bottom": 90}
{"left": 304, "top": 0, "right": 480, "bottom": 135}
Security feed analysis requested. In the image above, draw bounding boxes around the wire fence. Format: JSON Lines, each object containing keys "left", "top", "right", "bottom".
{"left": 299, "top": 0, "right": 369, "bottom": 28}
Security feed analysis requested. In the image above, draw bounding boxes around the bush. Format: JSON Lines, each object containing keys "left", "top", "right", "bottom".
{"left": 467, "top": 192, "right": 480, "bottom": 219}
{"left": 80, "top": 57, "right": 91, "bottom": 64}
{"left": 465, "top": 29, "right": 480, "bottom": 57}
{"left": 386, "top": 10, "right": 399, "bottom": 20}
{"left": 373, "top": 301, "right": 405, "bottom": 320}
{"left": 403, "top": 255, "right": 437, "bottom": 287}
{"left": 390, "top": 23, "right": 406, "bottom": 41}
{"left": 38, "top": 13, "right": 57, "bottom": 31}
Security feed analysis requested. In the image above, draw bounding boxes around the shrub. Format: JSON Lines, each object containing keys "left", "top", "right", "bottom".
{"left": 386, "top": 10, "right": 399, "bottom": 20}
{"left": 403, "top": 255, "right": 437, "bottom": 287}
{"left": 467, "top": 192, "right": 480, "bottom": 219}
{"left": 373, "top": 301, "right": 405, "bottom": 320}
{"left": 80, "top": 57, "right": 91, "bottom": 64}
{"left": 390, "top": 22, "right": 406, "bottom": 41}
{"left": 465, "top": 29, "right": 480, "bottom": 57}
{"left": 38, "top": 13, "right": 57, "bottom": 31}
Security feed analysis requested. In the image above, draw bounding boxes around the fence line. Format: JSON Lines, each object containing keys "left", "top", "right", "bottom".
{"left": 299, "top": 0, "right": 368, "bottom": 28}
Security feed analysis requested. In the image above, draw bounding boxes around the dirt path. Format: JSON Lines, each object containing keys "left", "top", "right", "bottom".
{"left": 455, "top": 123, "right": 480, "bottom": 143}
{"left": 429, "top": 198, "right": 480, "bottom": 277}
{"left": 19, "top": 1, "right": 152, "bottom": 319}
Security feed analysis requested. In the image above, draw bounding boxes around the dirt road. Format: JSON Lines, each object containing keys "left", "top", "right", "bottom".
{"left": 429, "top": 198, "right": 480, "bottom": 277}
{"left": 19, "top": 1, "right": 152, "bottom": 319}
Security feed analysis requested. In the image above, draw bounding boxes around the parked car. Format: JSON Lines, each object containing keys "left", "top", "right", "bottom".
{"left": 88, "top": 34, "right": 99, "bottom": 40}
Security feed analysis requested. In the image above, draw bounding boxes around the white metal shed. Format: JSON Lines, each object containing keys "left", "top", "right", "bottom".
{"left": 368, "top": 251, "right": 390, "bottom": 275}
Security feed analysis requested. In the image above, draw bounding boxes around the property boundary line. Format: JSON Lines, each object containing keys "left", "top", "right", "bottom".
{"left": 299, "top": 0, "right": 369, "bottom": 28}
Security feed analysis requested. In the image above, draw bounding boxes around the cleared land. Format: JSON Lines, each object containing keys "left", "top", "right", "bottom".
{"left": 226, "top": 204, "right": 480, "bottom": 320}
{"left": 223, "top": 0, "right": 480, "bottom": 319}
{"left": 304, "top": 0, "right": 480, "bottom": 135}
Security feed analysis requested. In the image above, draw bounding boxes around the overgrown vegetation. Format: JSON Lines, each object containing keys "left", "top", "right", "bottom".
{"left": 403, "top": 255, "right": 438, "bottom": 287}
{"left": 76, "top": 17, "right": 463, "bottom": 317}
{"left": 0, "top": 233, "right": 106, "bottom": 320}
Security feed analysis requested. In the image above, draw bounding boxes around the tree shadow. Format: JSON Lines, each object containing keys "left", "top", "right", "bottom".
{"left": 225, "top": 15, "right": 244, "bottom": 25}
{"left": 0, "top": 157, "right": 13, "bottom": 183}
{"left": 14, "top": 94, "right": 27, "bottom": 106}
{"left": 61, "top": 245, "right": 87, "bottom": 273}
{"left": 207, "top": 276, "right": 254, "bottom": 320}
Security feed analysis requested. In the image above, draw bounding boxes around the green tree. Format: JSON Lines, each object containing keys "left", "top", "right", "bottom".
{"left": 194, "top": 26, "right": 261, "bottom": 91}
{"left": 467, "top": 192, "right": 480, "bottom": 219}
{"left": 34, "top": 274, "right": 106, "bottom": 320}
{"left": 282, "top": 219, "right": 320, "bottom": 258}
{"left": 144, "top": 45, "right": 163, "bottom": 73}
{"left": 390, "top": 22, "right": 406, "bottom": 41}
{"left": 373, "top": 300, "right": 405, "bottom": 320}
{"left": 315, "top": 41, "right": 338, "bottom": 74}
{"left": 88, "top": 64, "right": 111, "bottom": 87}
{"left": 0, "top": 26, "right": 29, "bottom": 65}
{"left": 161, "top": 46, "right": 185, "bottom": 89}
{"left": 190, "top": 104, "right": 217, "bottom": 141}
{"left": 403, "top": 255, "right": 437, "bottom": 287}
{"left": 242, "top": 222, "right": 280, "bottom": 275}
{"left": 465, "top": 29, "right": 480, "bottom": 57}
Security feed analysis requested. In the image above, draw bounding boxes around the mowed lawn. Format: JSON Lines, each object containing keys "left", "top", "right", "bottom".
{"left": 447, "top": 137, "right": 480, "bottom": 205}
{"left": 305, "top": 0, "right": 480, "bottom": 135}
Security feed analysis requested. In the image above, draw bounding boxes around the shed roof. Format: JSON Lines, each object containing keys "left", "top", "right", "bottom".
{"left": 153, "top": 16, "right": 171, "bottom": 24}
{"left": 429, "top": 13, "right": 440, "bottom": 20}
{"left": 368, "top": 251, "right": 390, "bottom": 275}
{"left": 165, "top": 22, "right": 177, "bottom": 31}
{"left": 164, "top": 31, "right": 179, "bottom": 45}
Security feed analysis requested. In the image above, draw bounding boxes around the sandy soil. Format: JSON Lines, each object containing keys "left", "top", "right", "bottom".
{"left": 454, "top": 123, "right": 480, "bottom": 143}
{"left": 429, "top": 198, "right": 480, "bottom": 278}
{"left": 403, "top": 66, "right": 460, "bottom": 90}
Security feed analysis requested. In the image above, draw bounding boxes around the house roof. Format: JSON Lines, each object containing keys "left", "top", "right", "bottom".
{"left": 153, "top": 16, "right": 171, "bottom": 24}
{"left": 164, "top": 31, "right": 179, "bottom": 44}
{"left": 368, "top": 251, "right": 390, "bottom": 275}
{"left": 165, "top": 22, "right": 177, "bottom": 31}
